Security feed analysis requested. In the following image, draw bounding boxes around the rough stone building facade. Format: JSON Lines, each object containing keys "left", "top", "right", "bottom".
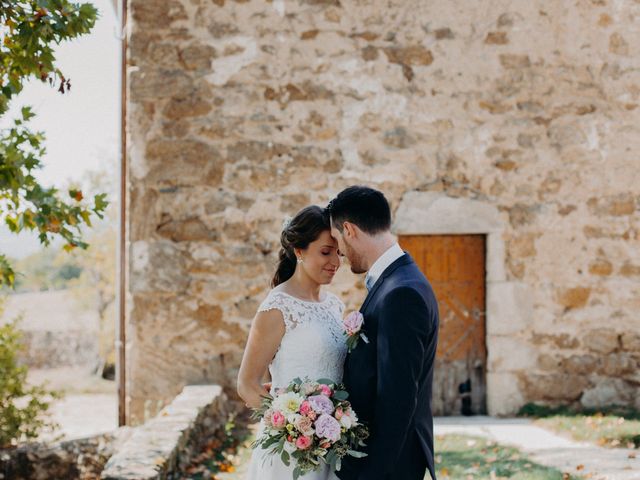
{"left": 124, "top": 0, "right": 640, "bottom": 424}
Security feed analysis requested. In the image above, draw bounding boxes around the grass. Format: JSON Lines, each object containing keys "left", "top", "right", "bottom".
{"left": 518, "top": 403, "right": 640, "bottom": 450}
{"left": 434, "top": 435, "right": 580, "bottom": 480}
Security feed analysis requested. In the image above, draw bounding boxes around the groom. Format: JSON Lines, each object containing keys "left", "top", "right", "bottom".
{"left": 326, "top": 186, "right": 439, "bottom": 480}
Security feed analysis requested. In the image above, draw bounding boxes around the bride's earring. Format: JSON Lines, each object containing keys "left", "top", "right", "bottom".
{"left": 297, "top": 257, "right": 304, "bottom": 264}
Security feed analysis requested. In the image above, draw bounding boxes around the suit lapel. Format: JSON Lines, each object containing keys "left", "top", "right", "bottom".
{"left": 359, "top": 253, "right": 412, "bottom": 313}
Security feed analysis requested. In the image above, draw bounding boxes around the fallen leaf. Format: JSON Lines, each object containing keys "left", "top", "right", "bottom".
{"left": 576, "top": 464, "right": 585, "bottom": 470}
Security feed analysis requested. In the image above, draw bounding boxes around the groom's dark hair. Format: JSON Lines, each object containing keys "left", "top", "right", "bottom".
{"left": 326, "top": 185, "right": 391, "bottom": 234}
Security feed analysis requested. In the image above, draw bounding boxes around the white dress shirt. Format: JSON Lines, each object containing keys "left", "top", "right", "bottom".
{"left": 365, "top": 242, "right": 405, "bottom": 290}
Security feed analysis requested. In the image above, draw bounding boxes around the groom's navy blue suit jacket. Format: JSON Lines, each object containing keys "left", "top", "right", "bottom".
{"left": 337, "top": 253, "right": 439, "bottom": 480}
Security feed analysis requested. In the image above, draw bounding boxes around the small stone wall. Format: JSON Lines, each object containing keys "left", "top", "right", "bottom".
{"left": 0, "top": 430, "right": 131, "bottom": 480}
{"left": 20, "top": 330, "right": 100, "bottom": 369}
{"left": 0, "top": 385, "right": 227, "bottom": 480}
{"left": 101, "top": 385, "right": 228, "bottom": 480}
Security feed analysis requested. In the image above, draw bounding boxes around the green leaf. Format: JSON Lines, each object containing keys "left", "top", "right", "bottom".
{"left": 21, "top": 106, "right": 34, "bottom": 121}
{"left": 333, "top": 390, "right": 349, "bottom": 401}
{"left": 316, "top": 378, "right": 336, "bottom": 386}
{"left": 347, "top": 449, "right": 368, "bottom": 458}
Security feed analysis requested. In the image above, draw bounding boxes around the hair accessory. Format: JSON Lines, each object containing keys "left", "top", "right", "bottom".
{"left": 282, "top": 215, "right": 293, "bottom": 231}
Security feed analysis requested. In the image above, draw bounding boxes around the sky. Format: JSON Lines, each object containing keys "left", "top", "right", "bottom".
{"left": 0, "top": 0, "right": 120, "bottom": 259}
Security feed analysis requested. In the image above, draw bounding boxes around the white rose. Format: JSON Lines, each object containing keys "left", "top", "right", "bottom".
{"left": 339, "top": 414, "right": 353, "bottom": 429}
{"left": 339, "top": 408, "right": 358, "bottom": 429}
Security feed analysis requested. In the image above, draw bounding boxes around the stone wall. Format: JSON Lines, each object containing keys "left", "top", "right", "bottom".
{"left": 125, "top": 0, "right": 640, "bottom": 422}
{"left": 0, "top": 385, "right": 228, "bottom": 480}
{"left": 5, "top": 291, "right": 100, "bottom": 369}
{"left": 0, "top": 430, "right": 131, "bottom": 480}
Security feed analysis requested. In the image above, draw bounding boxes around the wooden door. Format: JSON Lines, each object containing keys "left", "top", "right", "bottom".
{"left": 399, "top": 235, "right": 487, "bottom": 416}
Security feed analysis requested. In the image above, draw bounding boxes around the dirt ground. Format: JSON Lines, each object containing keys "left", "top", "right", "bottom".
{"left": 27, "top": 366, "right": 118, "bottom": 442}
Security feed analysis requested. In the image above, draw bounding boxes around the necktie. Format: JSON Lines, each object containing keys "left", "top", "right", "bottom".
{"left": 365, "top": 274, "right": 375, "bottom": 291}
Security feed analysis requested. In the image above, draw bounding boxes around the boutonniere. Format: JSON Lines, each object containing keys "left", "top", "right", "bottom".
{"left": 342, "top": 311, "right": 370, "bottom": 353}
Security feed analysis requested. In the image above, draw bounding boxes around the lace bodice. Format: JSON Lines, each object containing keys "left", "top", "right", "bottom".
{"left": 257, "top": 290, "right": 348, "bottom": 392}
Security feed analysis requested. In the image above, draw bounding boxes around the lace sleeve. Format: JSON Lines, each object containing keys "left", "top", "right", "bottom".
{"left": 257, "top": 292, "right": 296, "bottom": 331}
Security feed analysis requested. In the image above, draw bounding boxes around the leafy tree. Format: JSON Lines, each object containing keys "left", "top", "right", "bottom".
{"left": 0, "top": 1, "right": 107, "bottom": 288}
{"left": 0, "top": 305, "right": 61, "bottom": 447}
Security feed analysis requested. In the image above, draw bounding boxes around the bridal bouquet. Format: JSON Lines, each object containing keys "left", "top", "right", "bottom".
{"left": 252, "top": 377, "right": 369, "bottom": 479}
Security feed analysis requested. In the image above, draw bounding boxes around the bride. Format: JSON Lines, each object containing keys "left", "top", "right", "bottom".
{"left": 237, "top": 205, "right": 345, "bottom": 480}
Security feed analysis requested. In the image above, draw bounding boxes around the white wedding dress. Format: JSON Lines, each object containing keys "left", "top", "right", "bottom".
{"left": 246, "top": 289, "right": 347, "bottom": 480}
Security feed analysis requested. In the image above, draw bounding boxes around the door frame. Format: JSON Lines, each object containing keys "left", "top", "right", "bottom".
{"left": 393, "top": 192, "right": 532, "bottom": 416}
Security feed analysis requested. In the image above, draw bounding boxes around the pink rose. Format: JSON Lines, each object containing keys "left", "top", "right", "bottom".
{"left": 319, "top": 384, "right": 333, "bottom": 397}
{"left": 334, "top": 406, "right": 343, "bottom": 420}
{"left": 315, "top": 413, "right": 342, "bottom": 442}
{"left": 263, "top": 408, "right": 274, "bottom": 427}
{"left": 295, "top": 435, "right": 313, "bottom": 450}
{"left": 271, "top": 410, "right": 286, "bottom": 428}
{"left": 343, "top": 311, "right": 364, "bottom": 335}
{"left": 294, "top": 415, "right": 315, "bottom": 436}
{"left": 299, "top": 401, "right": 312, "bottom": 416}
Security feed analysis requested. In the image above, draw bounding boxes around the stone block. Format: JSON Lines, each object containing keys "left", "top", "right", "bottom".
{"left": 486, "top": 372, "right": 525, "bottom": 416}
{"left": 581, "top": 378, "right": 635, "bottom": 409}
{"left": 519, "top": 374, "right": 590, "bottom": 402}
{"left": 556, "top": 287, "right": 591, "bottom": 310}
{"left": 486, "top": 282, "right": 532, "bottom": 335}
{"left": 582, "top": 328, "right": 620, "bottom": 354}
{"left": 487, "top": 335, "right": 537, "bottom": 372}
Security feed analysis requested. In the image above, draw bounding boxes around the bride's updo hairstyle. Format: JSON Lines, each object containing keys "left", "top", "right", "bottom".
{"left": 271, "top": 205, "right": 330, "bottom": 287}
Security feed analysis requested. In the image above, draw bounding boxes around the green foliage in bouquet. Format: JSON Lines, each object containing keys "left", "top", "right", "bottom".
{"left": 0, "top": 315, "right": 61, "bottom": 448}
